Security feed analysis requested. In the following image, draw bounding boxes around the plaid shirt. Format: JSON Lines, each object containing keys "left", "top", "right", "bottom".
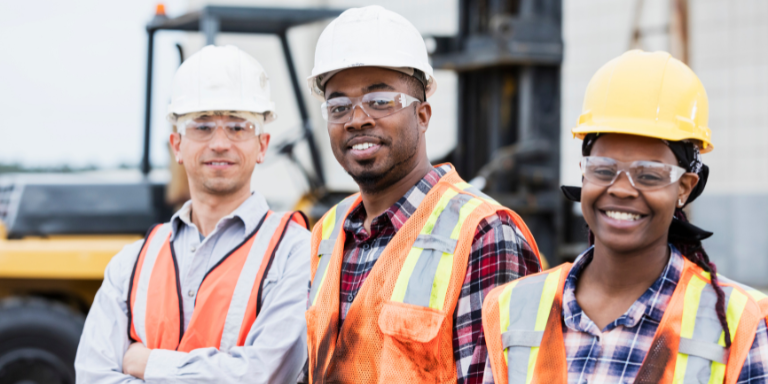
{"left": 299, "top": 164, "right": 541, "bottom": 383}
{"left": 483, "top": 245, "right": 768, "bottom": 383}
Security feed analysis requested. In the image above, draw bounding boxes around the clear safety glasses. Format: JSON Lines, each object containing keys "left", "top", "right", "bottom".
{"left": 179, "top": 117, "right": 263, "bottom": 142}
{"left": 320, "top": 92, "right": 421, "bottom": 124}
{"left": 581, "top": 156, "right": 688, "bottom": 191}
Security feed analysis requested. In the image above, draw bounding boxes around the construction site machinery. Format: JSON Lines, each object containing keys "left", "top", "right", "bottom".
{"left": 430, "top": 0, "right": 584, "bottom": 266}
{"left": 0, "top": 6, "right": 340, "bottom": 383}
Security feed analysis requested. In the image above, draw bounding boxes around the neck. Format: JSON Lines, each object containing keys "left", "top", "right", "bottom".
{"left": 359, "top": 160, "right": 433, "bottom": 231}
{"left": 583, "top": 237, "right": 670, "bottom": 295}
{"left": 189, "top": 185, "right": 252, "bottom": 237}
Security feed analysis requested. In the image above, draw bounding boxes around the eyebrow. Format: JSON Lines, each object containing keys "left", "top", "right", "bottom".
{"left": 365, "top": 82, "right": 395, "bottom": 92}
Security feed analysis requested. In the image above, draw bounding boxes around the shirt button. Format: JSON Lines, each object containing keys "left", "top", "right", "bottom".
{"left": 190, "top": 244, "right": 197, "bottom": 252}
{"left": 188, "top": 289, "right": 195, "bottom": 297}
{"left": 347, "top": 294, "right": 354, "bottom": 302}
{"left": 362, "top": 243, "right": 370, "bottom": 250}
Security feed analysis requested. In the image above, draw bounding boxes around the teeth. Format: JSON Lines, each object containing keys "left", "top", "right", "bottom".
{"left": 210, "top": 162, "right": 229, "bottom": 165}
{"left": 605, "top": 210, "right": 641, "bottom": 221}
{"left": 352, "top": 143, "right": 376, "bottom": 151}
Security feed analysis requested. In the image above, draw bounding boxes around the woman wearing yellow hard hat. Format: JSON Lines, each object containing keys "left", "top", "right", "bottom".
{"left": 480, "top": 50, "right": 768, "bottom": 384}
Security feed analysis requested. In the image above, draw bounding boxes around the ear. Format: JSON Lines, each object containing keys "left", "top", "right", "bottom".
{"left": 255, "top": 133, "right": 271, "bottom": 164}
{"left": 416, "top": 101, "right": 432, "bottom": 133}
{"left": 677, "top": 172, "right": 700, "bottom": 206}
{"left": 169, "top": 132, "right": 183, "bottom": 164}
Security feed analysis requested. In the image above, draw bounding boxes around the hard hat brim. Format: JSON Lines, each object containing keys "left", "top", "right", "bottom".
{"left": 572, "top": 122, "right": 713, "bottom": 153}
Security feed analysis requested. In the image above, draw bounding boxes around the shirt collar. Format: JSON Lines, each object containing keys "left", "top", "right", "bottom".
{"left": 169, "top": 192, "right": 270, "bottom": 241}
{"left": 562, "top": 244, "right": 685, "bottom": 334}
{"left": 344, "top": 164, "right": 451, "bottom": 233}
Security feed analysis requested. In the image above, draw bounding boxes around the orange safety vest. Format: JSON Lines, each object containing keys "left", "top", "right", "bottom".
{"left": 127, "top": 210, "right": 307, "bottom": 353}
{"left": 482, "top": 257, "right": 768, "bottom": 384}
{"left": 306, "top": 165, "right": 541, "bottom": 384}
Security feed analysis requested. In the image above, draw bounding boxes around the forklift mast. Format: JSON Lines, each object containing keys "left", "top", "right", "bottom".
{"left": 140, "top": 6, "right": 344, "bottom": 191}
{"left": 432, "top": 0, "right": 582, "bottom": 265}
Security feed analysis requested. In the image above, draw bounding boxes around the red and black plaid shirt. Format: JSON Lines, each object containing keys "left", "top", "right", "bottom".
{"left": 336, "top": 164, "right": 540, "bottom": 383}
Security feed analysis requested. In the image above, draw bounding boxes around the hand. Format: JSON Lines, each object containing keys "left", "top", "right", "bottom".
{"left": 123, "top": 342, "right": 152, "bottom": 379}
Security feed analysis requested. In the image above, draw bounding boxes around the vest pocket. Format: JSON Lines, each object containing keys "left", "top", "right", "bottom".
{"left": 378, "top": 301, "right": 448, "bottom": 381}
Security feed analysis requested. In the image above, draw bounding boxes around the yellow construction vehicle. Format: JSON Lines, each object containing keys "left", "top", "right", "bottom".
{"left": 0, "top": 6, "right": 342, "bottom": 383}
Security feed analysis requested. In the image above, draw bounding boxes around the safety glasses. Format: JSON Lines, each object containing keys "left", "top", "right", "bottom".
{"left": 581, "top": 156, "right": 687, "bottom": 191}
{"left": 321, "top": 92, "right": 421, "bottom": 124}
{"left": 179, "top": 117, "right": 262, "bottom": 142}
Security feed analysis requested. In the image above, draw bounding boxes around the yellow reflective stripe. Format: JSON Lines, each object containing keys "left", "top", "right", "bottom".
{"left": 321, "top": 205, "right": 337, "bottom": 240}
{"left": 428, "top": 197, "right": 484, "bottom": 311}
{"left": 536, "top": 270, "right": 562, "bottom": 331}
{"left": 526, "top": 347, "right": 539, "bottom": 384}
{"left": 429, "top": 251, "right": 453, "bottom": 311}
{"left": 709, "top": 289, "right": 748, "bottom": 384}
{"left": 449, "top": 198, "right": 483, "bottom": 240}
{"left": 499, "top": 280, "right": 519, "bottom": 365}
{"left": 673, "top": 275, "right": 707, "bottom": 383}
{"left": 421, "top": 189, "right": 459, "bottom": 235}
{"left": 391, "top": 247, "right": 426, "bottom": 302}
{"left": 311, "top": 262, "right": 330, "bottom": 306}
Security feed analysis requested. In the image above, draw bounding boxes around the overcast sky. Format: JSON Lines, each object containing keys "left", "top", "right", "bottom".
{"left": 0, "top": 0, "right": 187, "bottom": 168}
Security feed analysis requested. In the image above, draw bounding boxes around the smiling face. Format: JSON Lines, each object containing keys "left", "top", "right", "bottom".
{"left": 581, "top": 134, "right": 699, "bottom": 254}
{"left": 170, "top": 114, "right": 270, "bottom": 197}
{"left": 324, "top": 67, "right": 432, "bottom": 193}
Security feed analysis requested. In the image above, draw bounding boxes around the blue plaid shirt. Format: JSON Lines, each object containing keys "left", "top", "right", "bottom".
{"left": 483, "top": 245, "right": 768, "bottom": 383}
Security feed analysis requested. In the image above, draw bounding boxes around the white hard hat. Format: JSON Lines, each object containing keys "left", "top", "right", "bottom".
{"left": 167, "top": 45, "right": 277, "bottom": 123}
{"left": 307, "top": 5, "right": 437, "bottom": 100}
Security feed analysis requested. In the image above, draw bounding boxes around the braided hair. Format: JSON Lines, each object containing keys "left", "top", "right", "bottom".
{"left": 580, "top": 133, "right": 731, "bottom": 347}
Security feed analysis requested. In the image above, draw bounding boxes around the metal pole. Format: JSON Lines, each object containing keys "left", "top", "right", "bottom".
{"left": 141, "top": 30, "right": 155, "bottom": 176}
{"left": 202, "top": 13, "right": 219, "bottom": 45}
{"left": 279, "top": 31, "right": 326, "bottom": 186}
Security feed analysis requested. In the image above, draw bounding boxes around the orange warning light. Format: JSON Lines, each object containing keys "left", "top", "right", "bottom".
{"left": 155, "top": 3, "right": 166, "bottom": 16}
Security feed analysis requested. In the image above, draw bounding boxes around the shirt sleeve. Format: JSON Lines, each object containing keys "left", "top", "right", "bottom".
{"left": 143, "top": 223, "right": 311, "bottom": 384}
{"left": 74, "top": 240, "right": 146, "bottom": 384}
{"left": 736, "top": 318, "right": 768, "bottom": 383}
{"left": 456, "top": 211, "right": 541, "bottom": 384}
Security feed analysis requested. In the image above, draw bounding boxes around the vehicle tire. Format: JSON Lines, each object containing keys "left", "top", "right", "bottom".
{"left": 0, "top": 297, "right": 84, "bottom": 384}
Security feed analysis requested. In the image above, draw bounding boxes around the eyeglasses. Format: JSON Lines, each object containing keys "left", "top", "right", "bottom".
{"left": 581, "top": 156, "right": 687, "bottom": 191}
{"left": 180, "top": 118, "right": 262, "bottom": 142}
{"left": 320, "top": 92, "right": 421, "bottom": 124}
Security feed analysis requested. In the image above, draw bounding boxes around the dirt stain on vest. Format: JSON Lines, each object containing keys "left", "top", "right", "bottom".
{"left": 634, "top": 330, "right": 674, "bottom": 383}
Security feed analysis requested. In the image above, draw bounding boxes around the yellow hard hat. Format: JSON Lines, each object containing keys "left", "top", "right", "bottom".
{"left": 572, "top": 50, "right": 713, "bottom": 153}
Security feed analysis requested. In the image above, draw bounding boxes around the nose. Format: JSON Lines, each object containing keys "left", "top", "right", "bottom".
{"left": 208, "top": 127, "right": 232, "bottom": 151}
{"left": 344, "top": 104, "right": 375, "bottom": 131}
{"left": 607, "top": 171, "right": 639, "bottom": 199}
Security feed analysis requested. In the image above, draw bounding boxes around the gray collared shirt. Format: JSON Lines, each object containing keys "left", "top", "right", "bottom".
{"left": 75, "top": 192, "right": 311, "bottom": 384}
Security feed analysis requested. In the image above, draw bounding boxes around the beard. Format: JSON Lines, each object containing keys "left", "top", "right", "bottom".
{"left": 347, "top": 127, "right": 420, "bottom": 195}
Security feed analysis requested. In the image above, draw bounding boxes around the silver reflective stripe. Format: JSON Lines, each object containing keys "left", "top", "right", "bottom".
{"left": 502, "top": 330, "right": 543, "bottom": 348}
{"left": 682, "top": 285, "right": 734, "bottom": 382}
{"left": 402, "top": 194, "right": 473, "bottom": 307}
{"left": 412, "top": 234, "right": 458, "bottom": 254}
{"left": 318, "top": 240, "right": 336, "bottom": 256}
{"left": 219, "top": 213, "right": 283, "bottom": 352}
{"left": 678, "top": 338, "right": 728, "bottom": 365}
{"left": 506, "top": 273, "right": 549, "bottom": 384}
{"left": 461, "top": 184, "right": 499, "bottom": 204}
{"left": 309, "top": 250, "right": 332, "bottom": 305}
{"left": 132, "top": 224, "right": 172, "bottom": 344}
{"left": 308, "top": 196, "right": 358, "bottom": 306}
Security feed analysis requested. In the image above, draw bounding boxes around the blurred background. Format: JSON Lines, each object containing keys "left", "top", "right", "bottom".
{"left": 0, "top": 0, "right": 765, "bottom": 382}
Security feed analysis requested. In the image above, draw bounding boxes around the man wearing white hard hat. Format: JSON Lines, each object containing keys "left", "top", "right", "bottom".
{"left": 301, "top": 6, "right": 542, "bottom": 383}
{"left": 75, "top": 45, "right": 311, "bottom": 383}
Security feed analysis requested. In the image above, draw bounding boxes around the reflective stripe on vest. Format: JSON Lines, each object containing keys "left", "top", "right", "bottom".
{"left": 306, "top": 165, "right": 542, "bottom": 384}
{"left": 498, "top": 267, "right": 563, "bottom": 384}
{"left": 128, "top": 211, "right": 306, "bottom": 352}
{"left": 308, "top": 194, "right": 358, "bottom": 307}
{"left": 390, "top": 189, "right": 484, "bottom": 310}
{"left": 483, "top": 259, "right": 763, "bottom": 384}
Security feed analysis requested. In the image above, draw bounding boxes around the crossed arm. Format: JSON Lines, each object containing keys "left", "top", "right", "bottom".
{"left": 75, "top": 228, "right": 311, "bottom": 384}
